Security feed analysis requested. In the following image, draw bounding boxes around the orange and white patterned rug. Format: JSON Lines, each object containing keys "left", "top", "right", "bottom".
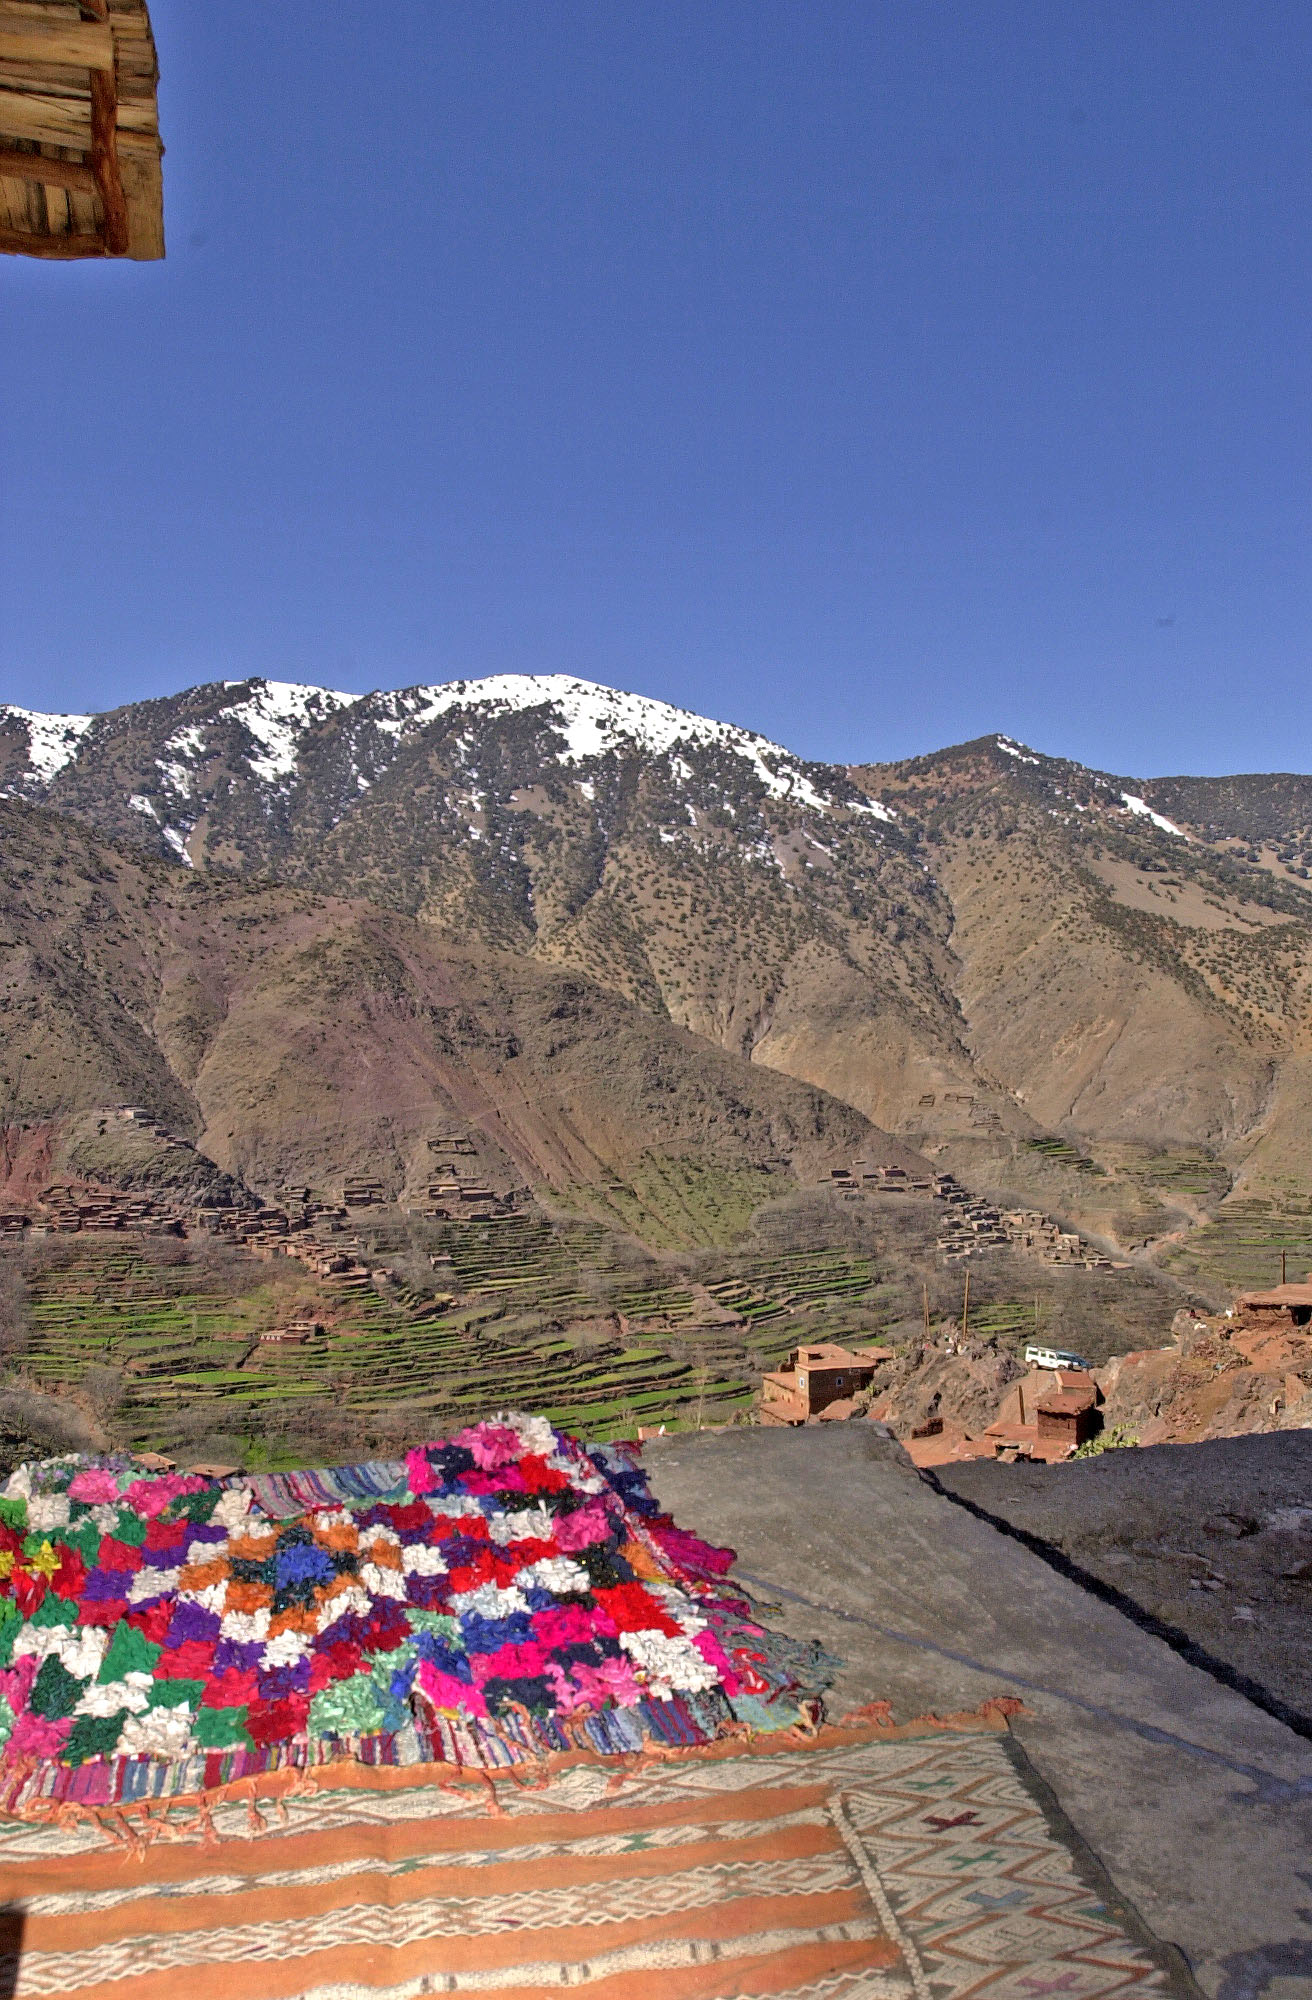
{"left": 0, "top": 1713, "right": 1181, "bottom": 2000}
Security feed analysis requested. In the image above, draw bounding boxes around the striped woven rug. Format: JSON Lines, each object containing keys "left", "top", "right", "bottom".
{"left": 0, "top": 1710, "right": 1178, "bottom": 2000}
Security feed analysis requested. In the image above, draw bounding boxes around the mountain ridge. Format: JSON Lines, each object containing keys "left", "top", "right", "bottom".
{"left": 0, "top": 795, "right": 909, "bottom": 1241}
{"left": 6, "top": 674, "right": 1312, "bottom": 1261}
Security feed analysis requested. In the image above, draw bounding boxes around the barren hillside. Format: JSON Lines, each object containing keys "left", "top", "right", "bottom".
{"left": 0, "top": 798, "right": 903, "bottom": 1232}
{"left": 7, "top": 678, "right": 1312, "bottom": 1275}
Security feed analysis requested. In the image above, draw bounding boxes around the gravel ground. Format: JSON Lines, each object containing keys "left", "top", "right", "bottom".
{"left": 934, "top": 1430, "right": 1312, "bottom": 1733}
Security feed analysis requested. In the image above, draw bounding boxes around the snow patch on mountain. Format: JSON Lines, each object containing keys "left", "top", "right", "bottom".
{"left": 1121, "top": 792, "right": 1186, "bottom": 838}
{"left": 219, "top": 680, "right": 354, "bottom": 785}
{"left": 995, "top": 735, "right": 1040, "bottom": 765}
{"left": 0, "top": 707, "right": 94, "bottom": 787}
{"left": 157, "top": 725, "right": 207, "bottom": 798}
{"left": 848, "top": 794, "right": 897, "bottom": 823}
{"left": 370, "top": 674, "right": 893, "bottom": 821}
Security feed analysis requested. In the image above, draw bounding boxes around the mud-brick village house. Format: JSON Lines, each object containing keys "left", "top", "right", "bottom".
{"left": 1033, "top": 1374, "right": 1101, "bottom": 1452}
{"left": 759, "top": 1342, "right": 891, "bottom": 1426}
{"left": 903, "top": 1366, "right": 1103, "bottom": 1468}
{"left": 1235, "top": 1276, "right": 1312, "bottom": 1330}
{"left": 967, "top": 1366, "right": 1102, "bottom": 1461}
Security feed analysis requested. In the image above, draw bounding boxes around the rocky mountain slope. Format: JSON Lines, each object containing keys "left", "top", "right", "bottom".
{"left": 0, "top": 677, "right": 976, "bottom": 1140}
{"left": 6, "top": 675, "right": 1312, "bottom": 1260}
{"left": 0, "top": 797, "right": 903, "bottom": 1232}
{"left": 855, "top": 737, "right": 1312, "bottom": 1215}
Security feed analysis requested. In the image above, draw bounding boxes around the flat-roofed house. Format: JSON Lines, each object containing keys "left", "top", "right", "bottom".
{"left": 759, "top": 1342, "right": 890, "bottom": 1426}
{"left": 1034, "top": 1375, "right": 1100, "bottom": 1452}
{"left": 905, "top": 1367, "right": 1104, "bottom": 1468}
{"left": 1236, "top": 1277, "right": 1312, "bottom": 1330}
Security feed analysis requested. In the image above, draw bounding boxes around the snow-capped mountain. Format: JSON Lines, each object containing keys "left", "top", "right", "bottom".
{"left": 0, "top": 672, "right": 895, "bottom": 864}
{"left": 7, "top": 672, "right": 1312, "bottom": 1162}
{"left": 0, "top": 673, "right": 961, "bottom": 1127}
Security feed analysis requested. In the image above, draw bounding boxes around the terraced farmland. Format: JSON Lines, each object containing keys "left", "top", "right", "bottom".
{"left": 6, "top": 1221, "right": 883, "bottom": 1465}
{"left": 1098, "top": 1146, "right": 1232, "bottom": 1206}
{"left": 1024, "top": 1137, "right": 1103, "bottom": 1175}
{"left": 547, "top": 1155, "right": 788, "bottom": 1248}
{"left": 1160, "top": 1195, "right": 1312, "bottom": 1294}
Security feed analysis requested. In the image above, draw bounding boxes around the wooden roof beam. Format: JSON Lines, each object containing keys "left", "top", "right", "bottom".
{"left": 0, "top": 143, "right": 97, "bottom": 192}
{"left": 88, "top": 64, "right": 127, "bottom": 252}
{"left": 0, "top": 16, "right": 115, "bottom": 70}
{"left": 0, "top": 222, "right": 103, "bottom": 256}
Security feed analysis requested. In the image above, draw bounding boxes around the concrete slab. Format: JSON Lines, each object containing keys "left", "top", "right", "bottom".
{"left": 645, "top": 1425, "right": 1312, "bottom": 2000}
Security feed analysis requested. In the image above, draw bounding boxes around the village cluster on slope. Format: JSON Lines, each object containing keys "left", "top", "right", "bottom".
{"left": 821, "top": 1160, "right": 1118, "bottom": 1270}
{"left": 0, "top": 1110, "right": 531, "bottom": 1282}
{"left": 756, "top": 1278, "right": 1312, "bottom": 1468}
{"left": 8, "top": 1107, "right": 1301, "bottom": 1471}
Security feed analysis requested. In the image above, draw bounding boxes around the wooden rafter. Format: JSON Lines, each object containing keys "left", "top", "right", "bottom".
{"left": 0, "top": 19, "right": 114, "bottom": 69}
{"left": 78, "top": 0, "right": 126, "bottom": 255}
{"left": 87, "top": 65, "right": 126, "bottom": 252}
{"left": 0, "top": 143, "right": 98, "bottom": 193}
{"left": 0, "top": 220, "right": 103, "bottom": 255}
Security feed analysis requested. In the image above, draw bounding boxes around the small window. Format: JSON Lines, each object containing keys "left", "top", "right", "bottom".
{"left": 835, "top": 1375, "right": 844, "bottom": 1387}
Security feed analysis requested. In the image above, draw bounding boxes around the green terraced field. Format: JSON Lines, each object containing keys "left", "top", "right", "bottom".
{"left": 1097, "top": 1147, "right": 1232, "bottom": 1205}
{"left": 1023, "top": 1137, "right": 1103, "bottom": 1175}
{"left": 547, "top": 1155, "right": 786, "bottom": 1248}
{"left": 7, "top": 1224, "right": 882, "bottom": 1464}
{"left": 968, "top": 1301, "right": 1041, "bottom": 1343}
{"left": 1160, "top": 1196, "right": 1312, "bottom": 1293}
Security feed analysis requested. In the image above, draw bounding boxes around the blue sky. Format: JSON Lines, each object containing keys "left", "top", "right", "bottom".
{"left": 2, "top": 1, "right": 1309, "bottom": 774}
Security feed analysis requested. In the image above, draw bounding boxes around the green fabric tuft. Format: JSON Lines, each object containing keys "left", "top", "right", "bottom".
{"left": 0, "top": 1498, "right": 26, "bottom": 1534}
{"left": 0, "top": 1694, "right": 14, "bottom": 1748}
{"left": 406, "top": 1610, "right": 463, "bottom": 1643}
{"left": 148, "top": 1678, "right": 206, "bottom": 1711}
{"left": 64, "top": 1711, "right": 127, "bottom": 1766}
{"left": 28, "top": 1591, "right": 77, "bottom": 1631}
{"left": 309, "top": 1672, "right": 387, "bottom": 1738}
{"left": 192, "top": 1705, "right": 253, "bottom": 1750}
{"left": 98, "top": 1621, "right": 161, "bottom": 1683}
{"left": 110, "top": 1509, "right": 149, "bottom": 1547}
{"left": 0, "top": 1601, "right": 17, "bottom": 1672}
{"left": 29, "top": 1654, "right": 84, "bottom": 1722}
{"left": 60, "top": 1520, "right": 102, "bottom": 1561}
{"left": 368, "top": 1639, "right": 416, "bottom": 1685}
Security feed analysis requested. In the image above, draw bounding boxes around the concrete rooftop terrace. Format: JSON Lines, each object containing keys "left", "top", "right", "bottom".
{"left": 645, "top": 1425, "right": 1312, "bottom": 2000}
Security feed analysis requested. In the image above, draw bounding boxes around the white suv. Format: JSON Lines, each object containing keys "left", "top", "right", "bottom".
{"left": 1024, "top": 1344, "right": 1089, "bottom": 1371}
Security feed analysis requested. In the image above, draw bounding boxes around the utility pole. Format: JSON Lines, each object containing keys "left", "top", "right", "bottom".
{"left": 923, "top": 1282, "right": 931, "bottom": 1344}
{"left": 961, "top": 1268, "right": 971, "bottom": 1347}
{"left": 1282, "top": 1251, "right": 1288, "bottom": 1286}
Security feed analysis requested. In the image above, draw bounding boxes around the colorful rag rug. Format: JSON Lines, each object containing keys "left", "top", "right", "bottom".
{"left": 0, "top": 1712, "right": 1178, "bottom": 1999}
{"left": 0, "top": 1416, "right": 831, "bottom": 1816}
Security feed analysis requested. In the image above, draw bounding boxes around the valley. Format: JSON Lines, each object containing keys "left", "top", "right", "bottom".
{"left": 2, "top": 672, "right": 1312, "bottom": 1470}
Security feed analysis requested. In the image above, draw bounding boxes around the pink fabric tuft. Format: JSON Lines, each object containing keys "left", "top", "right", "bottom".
{"left": 415, "top": 1659, "right": 488, "bottom": 1717}
{"left": 405, "top": 1448, "right": 437, "bottom": 1496}
{"left": 68, "top": 1469, "right": 120, "bottom": 1504}
{"left": 553, "top": 1503, "right": 611, "bottom": 1552}
{"left": 455, "top": 1423, "right": 523, "bottom": 1471}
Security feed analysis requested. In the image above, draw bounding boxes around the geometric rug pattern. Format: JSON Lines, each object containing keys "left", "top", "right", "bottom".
{"left": 841, "top": 1735, "right": 1175, "bottom": 2000}
{"left": 0, "top": 1720, "right": 1176, "bottom": 1999}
